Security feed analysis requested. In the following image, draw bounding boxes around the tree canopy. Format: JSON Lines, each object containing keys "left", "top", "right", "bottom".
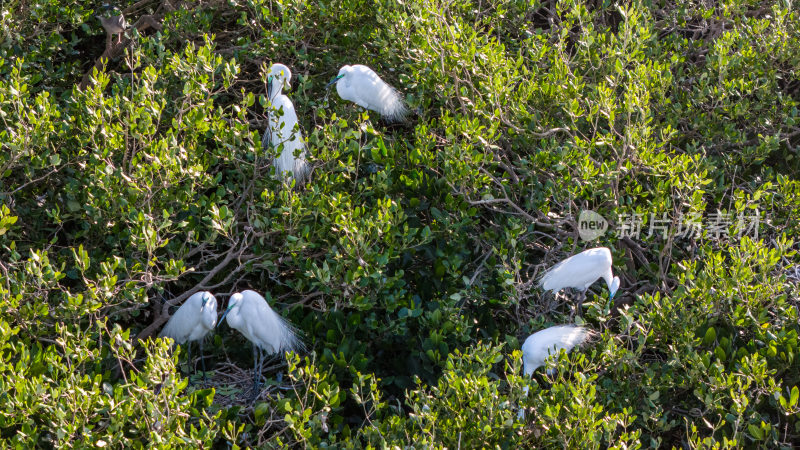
{"left": 0, "top": 0, "right": 799, "bottom": 447}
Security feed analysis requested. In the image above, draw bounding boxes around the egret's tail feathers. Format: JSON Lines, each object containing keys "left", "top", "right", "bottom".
{"left": 381, "top": 88, "right": 408, "bottom": 123}
{"left": 292, "top": 157, "right": 311, "bottom": 186}
{"left": 159, "top": 321, "right": 175, "bottom": 339}
{"left": 158, "top": 322, "right": 182, "bottom": 347}
{"left": 273, "top": 147, "right": 310, "bottom": 186}
{"left": 559, "top": 325, "right": 594, "bottom": 346}
{"left": 538, "top": 257, "right": 569, "bottom": 291}
{"left": 275, "top": 313, "right": 306, "bottom": 355}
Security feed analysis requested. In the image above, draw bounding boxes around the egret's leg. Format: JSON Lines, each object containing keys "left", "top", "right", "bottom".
{"left": 199, "top": 340, "right": 207, "bottom": 384}
{"left": 252, "top": 345, "right": 260, "bottom": 398}
{"left": 187, "top": 342, "right": 192, "bottom": 373}
{"left": 568, "top": 291, "right": 576, "bottom": 321}
{"left": 577, "top": 290, "right": 587, "bottom": 316}
{"left": 256, "top": 348, "right": 265, "bottom": 395}
{"left": 185, "top": 342, "right": 194, "bottom": 384}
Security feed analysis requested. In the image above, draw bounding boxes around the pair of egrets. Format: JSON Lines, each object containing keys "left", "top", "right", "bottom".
{"left": 264, "top": 63, "right": 407, "bottom": 184}
{"left": 159, "top": 289, "right": 302, "bottom": 393}
{"left": 518, "top": 246, "right": 621, "bottom": 418}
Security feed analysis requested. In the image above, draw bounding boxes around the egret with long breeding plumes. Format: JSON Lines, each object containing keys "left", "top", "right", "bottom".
{"left": 219, "top": 290, "right": 303, "bottom": 395}
{"left": 518, "top": 324, "right": 593, "bottom": 419}
{"left": 159, "top": 291, "right": 218, "bottom": 381}
{"left": 264, "top": 63, "right": 310, "bottom": 184}
{"left": 539, "top": 247, "right": 620, "bottom": 315}
{"left": 326, "top": 64, "right": 408, "bottom": 122}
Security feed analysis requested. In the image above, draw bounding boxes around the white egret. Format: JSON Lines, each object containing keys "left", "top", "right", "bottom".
{"left": 264, "top": 63, "right": 310, "bottom": 184}
{"left": 218, "top": 290, "right": 303, "bottom": 394}
{"left": 159, "top": 291, "right": 218, "bottom": 381}
{"left": 518, "top": 324, "right": 593, "bottom": 418}
{"left": 539, "top": 247, "right": 620, "bottom": 315}
{"left": 97, "top": 4, "right": 127, "bottom": 48}
{"left": 326, "top": 65, "right": 408, "bottom": 122}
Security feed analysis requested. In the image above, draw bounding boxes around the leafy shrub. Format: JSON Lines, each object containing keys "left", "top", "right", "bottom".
{"left": 0, "top": 0, "right": 798, "bottom": 447}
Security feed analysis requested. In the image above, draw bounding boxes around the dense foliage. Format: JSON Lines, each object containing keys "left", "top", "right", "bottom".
{"left": 1, "top": 0, "right": 799, "bottom": 447}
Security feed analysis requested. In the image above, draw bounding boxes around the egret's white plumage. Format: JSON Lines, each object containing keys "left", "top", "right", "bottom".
{"left": 160, "top": 291, "right": 218, "bottom": 345}
{"left": 539, "top": 247, "right": 620, "bottom": 313}
{"left": 518, "top": 325, "right": 593, "bottom": 419}
{"left": 219, "top": 290, "right": 303, "bottom": 394}
{"left": 264, "top": 63, "right": 309, "bottom": 184}
{"left": 329, "top": 65, "right": 407, "bottom": 122}
{"left": 521, "top": 325, "right": 592, "bottom": 377}
{"left": 159, "top": 291, "right": 218, "bottom": 380}
{"left": 221, "top": 290, "right": 303, "bottom": 354}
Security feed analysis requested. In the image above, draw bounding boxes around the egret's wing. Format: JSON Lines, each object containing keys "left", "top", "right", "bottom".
{"left": 522, "top": 325, "right": 593, "bottom": 374}
{"left": 159, "top": 298, "right": 200, "bottom": 344}
{"left": 349, "top": 69, "right": 406, "bottom": 121}
{"left": 269, "top": 95, "right": 308, "bottom": 181}
{"left": 538, "top": 249, "right": 608, "bottom": 291}
{"left": 241, "top": 292, "right": 304, "bottom": 355}
{"left": 547, "top": 325, "right": 592, "bottom": 349}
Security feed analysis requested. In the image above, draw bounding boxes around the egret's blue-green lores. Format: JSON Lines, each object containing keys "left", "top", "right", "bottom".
{"left": 264, "top": 63, "right": 309, "bottom": 184}
{"left": 218, "top": 290, "right": 303, "bottom": 395}
{"left": 159, "top": 291, "right": 218, "bottom": 381}
{"left": 327, "top": 65, "right": 408, "bottom": 122}
{"left": 539, "top": 246, "right": 620, "bottom": 314}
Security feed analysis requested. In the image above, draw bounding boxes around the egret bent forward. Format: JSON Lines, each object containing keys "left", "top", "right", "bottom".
{"left": 539, "top": 247, "right": 620, "bottom": 315}
{"left": 264, "top": 63, "right": 310, "bottom": 184}
{"left": 159, "top": 291, "right": 218, "bottom": 382}
{"left": 327, "top": 65, "right": 408, "bottom": 122}
{"left": 518, "top": 324, "right": 593, "bottom": 418}
{"left": 219, "top": 290, "right": 304, "bottom": 396}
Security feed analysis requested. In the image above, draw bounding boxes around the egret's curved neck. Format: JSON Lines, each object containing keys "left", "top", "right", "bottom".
{"left": 202, "top": 308, "right": 216, "bottom": 330}
{"left": 269, "top": 80, "right": 283, "bottom": 101}
{"left": 226, "top": 305, "right": 243, "bottom": 329}
{"left": 602, "top": 267, "right": 615, "bottom": 289}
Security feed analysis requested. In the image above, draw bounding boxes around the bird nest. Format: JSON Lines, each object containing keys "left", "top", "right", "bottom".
{"left": 188, "top": 359, "right": 297, "bottom": 411}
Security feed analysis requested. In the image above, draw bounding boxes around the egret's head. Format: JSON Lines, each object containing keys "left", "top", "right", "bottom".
{"left": 199, "top": 292, "right": 217, "bottom": 311}
{"left": 609, "top": 276, "right": 620, "bottom": 299}
{"left": 217, "top": 292, "right": 243, "bottom": 327}
{"left": 267, "top": 63, "right": 292, "bottom": 97}
{"left": 326, "top": 65, "right": 350, "bottom": 89}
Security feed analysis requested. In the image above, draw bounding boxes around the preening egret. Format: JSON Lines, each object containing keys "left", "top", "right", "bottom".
{"left": 218, "top": 290, "right": 303, "bottom": 395}
{"left": 264, "top": 63, "right": 310, "bottom": 184}
{"left": 518, "top": 325, "right": 593, "bottom": 419}
{"left": 327, "top": 65, "right": 408, "bottom": 122}
{"left": 159, "top": 291, "right": 218, "bottom": 381}
{"left": 97, "top": 4, "right": 127, "bottom": 48}
{"left": 539, "top": 247, "right": 620, "bottom": 315}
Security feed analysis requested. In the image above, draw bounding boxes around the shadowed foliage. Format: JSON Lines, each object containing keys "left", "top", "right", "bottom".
{"left": 0, "top": 0, "right": 798, "bottom": 447}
